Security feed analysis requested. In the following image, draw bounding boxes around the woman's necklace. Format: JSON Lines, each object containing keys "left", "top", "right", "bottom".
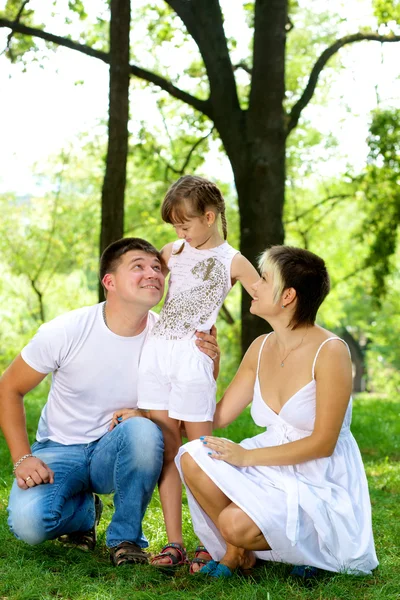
{"left": 279, "top": 330, "right": 308, "bottom": 367}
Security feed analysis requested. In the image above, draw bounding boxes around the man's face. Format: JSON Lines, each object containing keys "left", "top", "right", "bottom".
{"left": 106, "top": 250, "right": 165, "bottom": 308}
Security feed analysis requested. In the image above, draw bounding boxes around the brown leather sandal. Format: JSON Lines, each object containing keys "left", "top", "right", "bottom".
{"left": 110, "top": 541, "right": 149, "bottom": 566}
{"left": 58, "top": 494, "right": 103, "bottom": 552}
{"left": 150, "top": 542, "right": 188, "bottom": 570}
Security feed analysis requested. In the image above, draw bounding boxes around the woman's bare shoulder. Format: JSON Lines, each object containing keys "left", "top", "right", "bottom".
{"left": 242, "top": 333, "right": 273, "bottom": 368}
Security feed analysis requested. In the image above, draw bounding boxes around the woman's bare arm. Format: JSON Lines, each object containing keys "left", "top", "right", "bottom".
{"left": 213, "top": 336, "right": 265, "bottom": 429}
{"left": 206, "top": 340, "right": 353, "bottom": 466}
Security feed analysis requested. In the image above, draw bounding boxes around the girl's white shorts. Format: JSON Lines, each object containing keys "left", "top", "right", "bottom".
{"left": 137, "top": 337, "right": 216, "bottom": 422}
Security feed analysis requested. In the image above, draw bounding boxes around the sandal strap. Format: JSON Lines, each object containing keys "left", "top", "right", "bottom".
{"left": 160, "top": 543, "right": 187, "bottom": 560}
{"left": 191, "top": 557, "right": 209, "bottom": 566}
{"left": 151, "top": 543, "right": 187, "bottom": 566}
{"left": 110, "top": 541, "right": 149, "bottom": 566}
{"left": 193, "top": 545, "right": 211, "bottom": 558}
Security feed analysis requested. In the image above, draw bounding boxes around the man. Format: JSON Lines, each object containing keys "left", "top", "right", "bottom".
{"left": 0, "top": 238, "right": 219, "bottom": 566}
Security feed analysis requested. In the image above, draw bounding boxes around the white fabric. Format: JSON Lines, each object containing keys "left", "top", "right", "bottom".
{"left": 176, "top": 335, "right": 378, "bottom": 574}
{"left": 21, "top": 303, "right": 158, "bottom": 445}
{"left": 138, "top": 337, "right": 216, "bottom": 422}
{"left": 151, "top": 240, "right": 239, "bottom": 340}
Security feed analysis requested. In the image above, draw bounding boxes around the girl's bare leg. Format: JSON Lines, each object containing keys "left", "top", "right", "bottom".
{"left": 184, "top": 420, "right": 212, "bottom": 442}
{"left": 183, "top": 421, "right": 213, "bottom": 572}
{"left": 149, "top": 410, "right": 183, "bottom": 565}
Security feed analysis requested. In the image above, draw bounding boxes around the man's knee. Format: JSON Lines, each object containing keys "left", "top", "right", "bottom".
{"left": 8, "top": 492, "right": 51, "bottom": 545}
{"left": 119, "top": 417, "right": 164, "bottom": 472}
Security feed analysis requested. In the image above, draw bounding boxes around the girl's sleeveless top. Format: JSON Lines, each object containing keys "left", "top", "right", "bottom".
{"left": 151, "top": 240, "right": 239, "bottom": 340}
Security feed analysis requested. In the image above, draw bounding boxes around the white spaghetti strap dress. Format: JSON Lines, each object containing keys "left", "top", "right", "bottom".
{"left": 175, "top": 336, "right": 378, "bottom": 574}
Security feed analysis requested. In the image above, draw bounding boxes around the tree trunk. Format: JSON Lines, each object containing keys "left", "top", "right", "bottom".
{"left": 99, "top": 0, "right": 131, "bottom": 300}
{"left": 234, "top": 141, "right": 286, "bottom": 351}
{"left": 232, "top": 0, "right": 287, "bottom": 352}
{"left": 340, "top": 328, "right": 366, "bottom": 393}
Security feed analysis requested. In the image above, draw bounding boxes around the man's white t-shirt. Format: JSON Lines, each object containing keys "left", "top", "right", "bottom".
{"left": 21, "top": 303, "right": 158, "bottom": 445}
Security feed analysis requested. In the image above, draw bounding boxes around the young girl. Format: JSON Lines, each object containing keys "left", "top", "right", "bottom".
{"left": 137, "top": 175, "right": 259, "bottom": 570}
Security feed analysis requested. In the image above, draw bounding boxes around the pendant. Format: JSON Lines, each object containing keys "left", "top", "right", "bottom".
{"left": 280, "top": 362, "right": 284, "bottom": 367}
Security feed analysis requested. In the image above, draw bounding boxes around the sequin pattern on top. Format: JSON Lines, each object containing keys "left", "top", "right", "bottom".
{"left": 151, "top": 240, "right": 239, "bottom": 340}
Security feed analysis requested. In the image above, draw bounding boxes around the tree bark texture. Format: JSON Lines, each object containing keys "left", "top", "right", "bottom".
{"left": 99, "top": 0, "right": 131, "bottom": 283}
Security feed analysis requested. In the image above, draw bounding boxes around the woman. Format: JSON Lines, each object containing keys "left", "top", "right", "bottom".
{"left": 176, "top": 245, "right": 378, "bottom": 578}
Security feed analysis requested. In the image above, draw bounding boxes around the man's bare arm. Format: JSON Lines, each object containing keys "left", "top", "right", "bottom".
{"left": 0, "top": 355, "right": 54, "bottom": 489}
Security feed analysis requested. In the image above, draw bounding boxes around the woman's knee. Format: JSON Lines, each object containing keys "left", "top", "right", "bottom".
{"left": 219, "top": 507, "right": 258, "bottom": 547}
{"left": 181, "top": 452, "right": 202, "bottom": 481}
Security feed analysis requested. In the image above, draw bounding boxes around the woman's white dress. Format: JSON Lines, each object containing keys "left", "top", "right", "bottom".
{"left": 176, "top": 336, "right": 378, "bottom": 574}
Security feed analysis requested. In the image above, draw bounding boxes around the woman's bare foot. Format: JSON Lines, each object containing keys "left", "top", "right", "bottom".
{"left": 219, "top": 547, "right": 256, "bottom": 572}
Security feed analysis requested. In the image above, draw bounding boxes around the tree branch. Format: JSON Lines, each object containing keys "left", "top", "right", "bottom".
{"left": 287, "top": 32, "right": 400, "bottom": 136}
{"left": 147, "top": 126, "right": 215, "bottom": 181}
{"left": 0, "top": 18, "right": 211, "bottom": 117}
{"left": 165, "top": 0, "right": 243, "bottom": 162}
{"left": 233, "top": 61, "right": 252, "bottom": 76}
{"left": 284, "top": 194, "right": 352, "bottom": 225}
{"left": 2, "top": 0, "right": 31, "bottom": 58}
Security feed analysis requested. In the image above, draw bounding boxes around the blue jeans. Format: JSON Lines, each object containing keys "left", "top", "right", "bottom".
{"left": 7, "top": 417, "right": 164, "bottom": 548}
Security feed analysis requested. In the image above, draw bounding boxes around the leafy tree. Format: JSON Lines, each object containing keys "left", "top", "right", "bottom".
{"left": 359, "top": 108, "right": 400, "bottom": 296}
{"left": 0, "top": 149, "right": 99, "bottom": 324}
{"left": 1, "top": 0, "right": 400, "bottom": 351}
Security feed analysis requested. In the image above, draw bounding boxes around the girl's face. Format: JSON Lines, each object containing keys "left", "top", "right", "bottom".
{"left": 172, "top": 215, "right": 211, "bottom": 248}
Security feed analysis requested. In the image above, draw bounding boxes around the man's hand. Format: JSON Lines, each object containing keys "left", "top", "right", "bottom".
{"left": 109, "top": 408, "right": 150, "bottom": 430}
{"left": 195, "top": 325, "right": 220, "bottom": 379}
{"left": 15, "top": 456, "right": 54, "bottom": 490}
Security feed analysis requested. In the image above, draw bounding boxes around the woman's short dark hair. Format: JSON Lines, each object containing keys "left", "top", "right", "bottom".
{"left": 99, "top": 237, "right": 161, "bottom": 287}
{"left": 258, "top": 245, "right": 330, "bottom": 329}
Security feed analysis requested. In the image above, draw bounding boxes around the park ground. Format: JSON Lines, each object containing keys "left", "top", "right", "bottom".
{"left": 0, "top": 388, "right": 399, "bottom": 600}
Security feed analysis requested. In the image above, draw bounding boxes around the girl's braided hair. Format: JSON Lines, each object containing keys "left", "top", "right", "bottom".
{"left": 161, "top": 175, "right": 228, "bottom": 240}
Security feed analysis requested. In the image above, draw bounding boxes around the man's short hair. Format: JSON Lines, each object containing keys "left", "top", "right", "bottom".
{"left": 99, "top": 238, "right": 162, "bottom": 288}
{"left": 258, "top": 245, "right": 330, "bottom": 329}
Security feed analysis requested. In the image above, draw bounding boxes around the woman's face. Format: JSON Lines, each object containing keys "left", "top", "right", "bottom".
{"left": 250, "top": 270, "right": 279, "bottom": 317}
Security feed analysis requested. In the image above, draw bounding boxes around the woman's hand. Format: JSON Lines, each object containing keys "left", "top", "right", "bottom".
{"left": 201, "top": 436, "right": 249, "bottom": 467}
{"left": 109, "top": 408, "right": 149, "bottom": 430}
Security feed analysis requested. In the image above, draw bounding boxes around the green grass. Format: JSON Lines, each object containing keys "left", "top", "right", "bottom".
{"left": 0, "top": 389, "right": 399, "bottom": 600}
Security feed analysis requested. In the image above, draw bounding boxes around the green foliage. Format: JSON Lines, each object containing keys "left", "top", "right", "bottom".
{"left": 0, "top": 147, "right": 101, "bottom": 369}
{"left": 1, "top": 0, "right": 41, "bottom": 63}
{"left": 67, "top": 0, "right": 88, "bottom": 21}
{"left": 359, "top": 109, "right": 400, "bottom": 297}
{"left": 373, "top": 0, "right": 400, "bottom": 26}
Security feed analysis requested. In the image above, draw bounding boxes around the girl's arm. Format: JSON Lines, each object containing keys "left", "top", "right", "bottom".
{"left": 160, "top": 242, "right": 174, "bottom": 275}
{"left": 231, "top": 253, "right": 259, "bottom": 297}
{"left": 207, "top": 340, "right": 353, "bottom": 466}
{"left": 213, "top": 336, "right": 265, "bottom": 429}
